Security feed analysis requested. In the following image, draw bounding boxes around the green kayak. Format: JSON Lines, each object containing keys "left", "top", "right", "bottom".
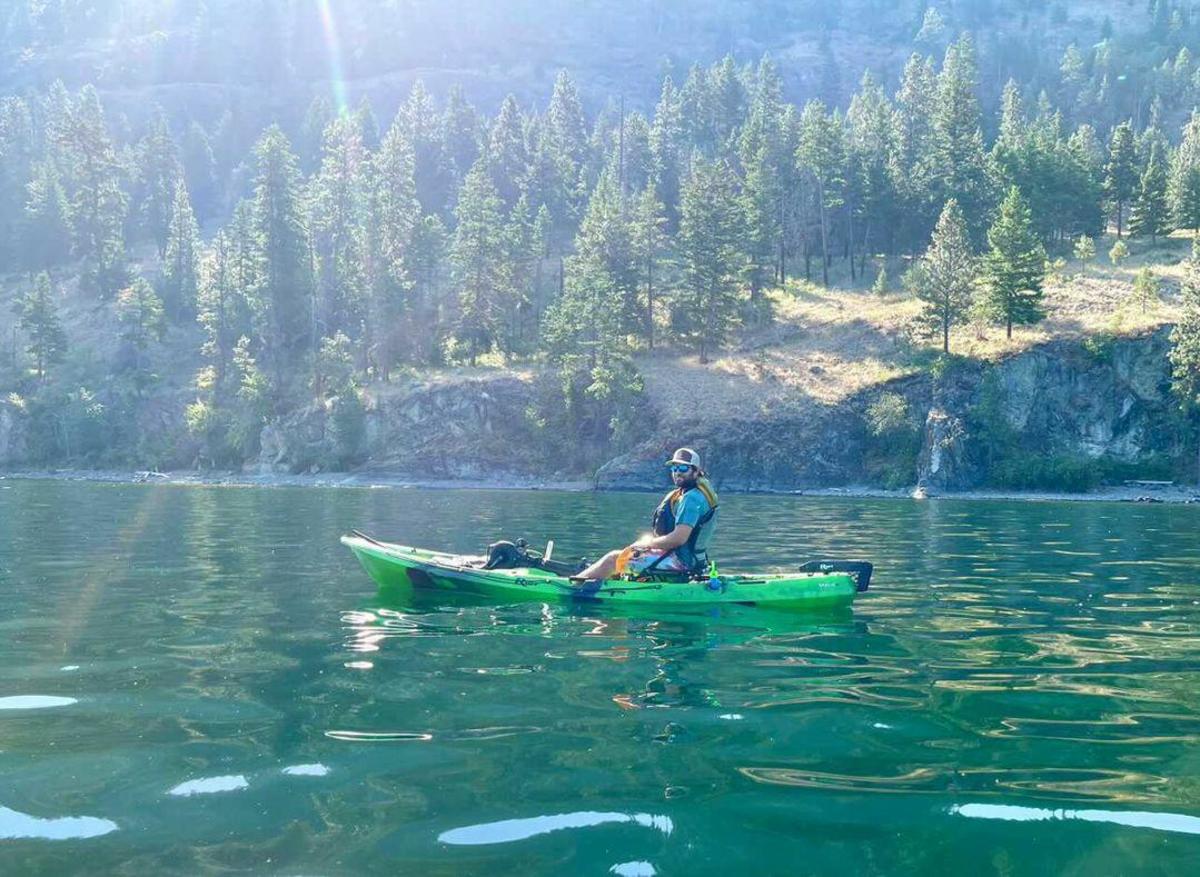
{"left": 341, "top": 533, "right": 871, "bottom": 610}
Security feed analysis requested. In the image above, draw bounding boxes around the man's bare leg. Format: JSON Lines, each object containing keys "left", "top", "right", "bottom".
{"left": 577, "top": 550, "right": 621, "bottom": 581}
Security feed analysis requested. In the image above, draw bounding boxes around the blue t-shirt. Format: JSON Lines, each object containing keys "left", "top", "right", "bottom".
{"left": 670, "top": 487, "right": 717, "bottom": 567}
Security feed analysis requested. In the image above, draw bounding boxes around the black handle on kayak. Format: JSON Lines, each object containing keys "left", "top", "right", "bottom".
{"left": 799, "top": 559, "right": 873, "bottom": 592}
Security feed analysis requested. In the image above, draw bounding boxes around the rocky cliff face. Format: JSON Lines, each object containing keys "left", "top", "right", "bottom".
{"left": 1, "top": 330, "right": 1184, "bottom": 490}
{"left": 595, "top": 329, "right": 1180, "bottom": 492}
{"left": 914, "top": 328, "right": 1176, "bottom": 491}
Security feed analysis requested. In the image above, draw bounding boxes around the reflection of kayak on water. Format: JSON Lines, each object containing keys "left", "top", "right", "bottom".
{"left": 341, "top": 532, "right": 872, "bottom": 611}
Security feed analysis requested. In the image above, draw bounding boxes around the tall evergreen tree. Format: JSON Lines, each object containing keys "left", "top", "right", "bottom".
{"left": 442, "top": 85, "right": 480, "bottom": 188}
{"left": 0, "top": 97, "right": 33, "bottom": 269}
{"left": 1170, "top": 110, "right": 1200, "bottom": 232}
{"left": 846, "top": 71, "right": 896, "bottom": 276}
{"left": 354, "top": 95, "right": 380, "bottom": 151}
{"left": 739, "top": 57, "right": 785, "bottom": 302}
{"left": 450, "top": 161, "right": 507, "bottom": 365}
{"left": 650, "top": 76, "right": 686, "bottom": 230}
{"left": 368, "top": 115, "right": 420, "bottom": 373}
{"left": 675, "top": 159, "right": 746, "bottom": 363}
{"left": 115, "top": 276, "right": 164, "bottom": 381}
{"left": 252, "top": 125, "right": 314, "bottom": 390}
{"left": 181, "top": 121, "right": 218, "bottom": 221}
{"left": 310, "top": 116, "right": 367, "bottom": 341}
{"left": 891, "top": 54, "right": 938, "bottom": 253}
{"left": 1105, "top": 121, "right": 1138, "bottom": 237}
{"left": 15, "top": 272, "right": 66, "bottom": 381}
{"left": 797, "top": 100, "right": 846, "bottom": 287}
{"left": 1130, "top": 142, "right": 1171, "bottom": 240}
{"left": 927, "top": 34, "right": 992, "bottom": 240}
{"left": 159, "top": 179, "right": 201, "bottom": 322}
{"left": 980, "top": 186, "right": 1047, "bottom": 339}
{"left": 399, "top": 80, "right": 451, "bottom": 216}
{"left": 136, "top": 111, "right": 182, "bottom": 255}
{"left": 486, "top": 95, "right": 529, "bottom": 213}
{"left": 23, "top": 160, "right": 72, "bottom": 274}
{"left": 631, "top": 186, "right": 668, "bottom": 348}
{"left": 59, "top": 85, "right": 127, "bottom": 298}
{"left": 299, "top": 95, "right": 334, "bottom": 174}
{"left": 911, "top": 199, "right": 976, "bottom": 353}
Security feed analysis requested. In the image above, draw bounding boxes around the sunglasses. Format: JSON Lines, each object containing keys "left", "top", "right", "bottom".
{"left": 670, "top": 464, "right": 694, "bottom": 474}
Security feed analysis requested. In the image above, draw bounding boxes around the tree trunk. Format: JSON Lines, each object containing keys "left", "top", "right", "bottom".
{"left": 1006, "top": 316, "right": 1013, "bottom": 339}
{"left": 943, "top": 318, "right": 949, "bottom": 354}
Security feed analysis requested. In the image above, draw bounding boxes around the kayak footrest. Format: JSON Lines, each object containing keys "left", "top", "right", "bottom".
{"left": 798, "top": 559, "right": 873, "bottom": 592}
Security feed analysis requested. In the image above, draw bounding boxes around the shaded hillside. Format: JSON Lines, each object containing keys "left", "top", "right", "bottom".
{"left": 0, "top": 1, "right": 1172, "bottom": 125}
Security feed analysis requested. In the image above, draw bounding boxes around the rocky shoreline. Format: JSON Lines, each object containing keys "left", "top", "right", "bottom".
{"left": 3, "top": 468, "right": 1198, "bottom": 504}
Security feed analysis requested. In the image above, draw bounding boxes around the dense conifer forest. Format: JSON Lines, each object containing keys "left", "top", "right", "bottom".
{"left": 4, "top": 0, "right": 1200, "bottom": 478}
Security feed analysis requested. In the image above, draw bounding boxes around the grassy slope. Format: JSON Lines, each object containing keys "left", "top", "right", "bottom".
{"left": 640, "top": 233, "right": 1186, "bottom": 427}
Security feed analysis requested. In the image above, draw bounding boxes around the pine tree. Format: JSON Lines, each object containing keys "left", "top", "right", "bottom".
{"left": 927, "top": 35, "right": 993, "bottom": 241}
{"left": 400, "top": 80, "right": 451, "bottom": 215}
{"left": 1105, "top": 121, "right": 1138, "bottom": 237}
{"left": 0, "top": 97, "right": 33, "bottom": 270}
{"left": 1170, "top": 237, "right": 1200, "bottom": 482}
{"left": 650, "top": 76, "right": 685, "bottom": 230}
{"left": 197, "top": 229, "right": 253, "bottom": 406}
{"left": 367, "top": 115, "right": 420, "bottom": 374}
{"left": 847, "top": 71, "right": 895, "bottom": 277}
{"left": 15, "top": 272, "right": 67, "bottom": 381}
{"left": 631, "top": 186, "right": 668, "bottom": 348}
{"left": 443, "top": 85, "right": 480, "bottom": 188}
{"left": 1130, "top": 142, "right": 1171, "bottom": 240}
{"left": 59, "top": 85, "right": 127, "bottom": 298}
{"left": 450, "top": 161, "right": 507, "bottom": 365}
{"left": 797, "top": 100, "right": 846, "bottom": 287}
{"left": 181, "top": 121, "right": 218, "bottom": 220}
{"left": 739, "top": 57, "right": 784, "bottom": 302}
{"left": 355, "top": 95, "right": 380, "bottom": 151}
{"left": 160, "top": 179, "right": 200, "bottom": 322}
{"left": 913, "top": 199, "right": 976, "bottom": 353}
{"left": 710, "top": 55, "right": 748, "bottom": 150}
{"left": 545, "top": 70, "right": 588, "bottom": 200}
{"left": 571, "top": 167, "right": 640, "bottom": 335}
{"left": 137, "top": 111, "right": 182, "bottom": 255}
{"left": 890, "top": 54, "right": 938, "bottom": 253}
{"left": 1074, "top": 234, "right": 1096, "bottom": 265}
{"left": 115, "top": 276, "right": 164, "bottom": 383}
{"left": 679, "top": 63, "right": 714, "bottom": 152}
{"left": 310, "top": 116, "right": 367, "bottom": 342}
{"left": 23, "top": 160, "right": 72, "bottom": 273}
{"left": 299, "top": 96, "right": 334, "bottom": 174}
{"left": 486, "top": 95, "right": 529, "bottom": 212}
{"left": 252, "top": 125, "right": 314, "bottom": 389}
{"left": 676, "top": 159, "right": 746, "bottom": 363}
{"left": 1132, "top": 267, "right": 1160, "bottom": 313}
{"left": 1170, "top": 111, "right": 1200, "bottom": 232}
{"left": 980, "top": 186, "right": 1047, "bottom": 339}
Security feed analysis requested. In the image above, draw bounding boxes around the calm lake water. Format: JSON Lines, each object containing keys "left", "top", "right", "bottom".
{"left": 2, "top": 479, "right": 1200, "bottom": 875}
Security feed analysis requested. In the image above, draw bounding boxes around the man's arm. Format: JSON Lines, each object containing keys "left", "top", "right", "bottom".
{"left": 635, "top": 523, "right": 692, "bottom": 552}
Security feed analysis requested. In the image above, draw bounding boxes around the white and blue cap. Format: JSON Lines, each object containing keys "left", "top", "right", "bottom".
{"left": 666, "top": 447, "right": 701, "bottom": 469}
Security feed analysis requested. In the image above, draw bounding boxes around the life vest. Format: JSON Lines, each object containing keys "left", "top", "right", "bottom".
{"left": 648, "top": 477, "right": 719, "bottom": 571}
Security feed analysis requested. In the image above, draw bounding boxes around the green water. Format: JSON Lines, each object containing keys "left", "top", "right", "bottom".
{"left": 2, "top": 480, "right": 1200, "bottom": 875}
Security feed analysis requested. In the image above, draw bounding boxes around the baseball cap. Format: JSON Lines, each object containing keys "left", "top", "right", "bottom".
{"left": 665, "top": 447, "right": 701, "bottom": 469}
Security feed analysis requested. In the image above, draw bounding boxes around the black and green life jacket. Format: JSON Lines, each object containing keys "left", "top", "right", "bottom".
{"left": 649, "top": 477, "right": 719, "bottom": 571}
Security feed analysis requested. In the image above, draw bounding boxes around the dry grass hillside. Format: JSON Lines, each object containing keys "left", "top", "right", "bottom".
{"left": 639, "top": 232, "right": 1188, "bottom": 424}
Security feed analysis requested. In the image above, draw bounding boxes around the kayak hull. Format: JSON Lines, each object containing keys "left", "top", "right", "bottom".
{"left": 341, "top": 535, "right": 859, "bottom": 609}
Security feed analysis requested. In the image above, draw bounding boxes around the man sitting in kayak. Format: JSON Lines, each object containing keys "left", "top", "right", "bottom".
{"left": 576, "top": 447, "right": 719, "bottom": 581}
